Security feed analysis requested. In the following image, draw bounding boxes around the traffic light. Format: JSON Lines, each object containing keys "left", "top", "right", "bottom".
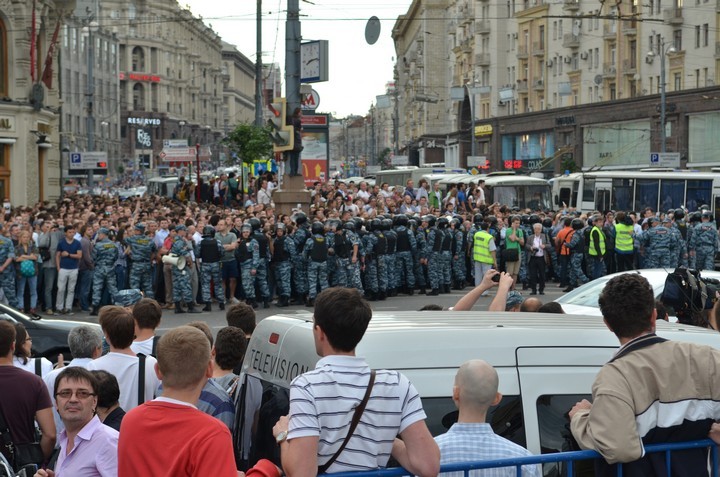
{"left": 96, "top": 162, "right": 107, "bottom": 168}
{"left": 267, "top": 98, "right": 294, "bottom": 153}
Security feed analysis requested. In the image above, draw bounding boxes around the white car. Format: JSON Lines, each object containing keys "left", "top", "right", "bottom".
{"left": 555, "top": 269, "right": 720, "bottom": 318}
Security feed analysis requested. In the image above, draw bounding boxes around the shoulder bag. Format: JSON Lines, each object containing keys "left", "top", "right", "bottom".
{"left": 317, "top": 370, "right": 376, "bottom": 474}
{"left": 0, "top": 406, "right": 44, "bottom": 472}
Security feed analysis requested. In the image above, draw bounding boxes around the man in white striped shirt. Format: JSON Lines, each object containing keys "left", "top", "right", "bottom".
{"left": 273, "top": 287, "right": 440, "bottom": 477}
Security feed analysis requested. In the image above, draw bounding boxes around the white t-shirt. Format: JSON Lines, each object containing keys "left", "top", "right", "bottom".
{"left": 13, "top": 356, "right": 53, "bottom": 378}
{"left": 356, "top": 190, "right": 371, "bottom": 203}
{"left": 87, "top": 351, "right": 161, "bottom": 411}
{"left": 130, "top": 337, "right": 155, "bottom": 356}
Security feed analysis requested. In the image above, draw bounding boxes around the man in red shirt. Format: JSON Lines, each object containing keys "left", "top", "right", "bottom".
{"left": 118, "top": 326, "right": 238, "bottom": 476}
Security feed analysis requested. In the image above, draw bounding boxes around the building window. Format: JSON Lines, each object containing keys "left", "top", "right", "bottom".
{"left": 673, "top": 29, "right": 682, "bottom": 50}
{"left": 703, "top": 24, "right": 709, "bottom": 46}
{"left": 674, "top": 72, "right": 681, "bottom": 90}
{"left": 132, "top": 83, "right": 145, "bottom": 110}
{"left": 695, "top": 25, "right": 700, "bottom": 48}
{"left": 131, "top": 46, "right": 145, "bottom": 71}
{"left": 0, "top": 145, "right": 10, "bottom": 200}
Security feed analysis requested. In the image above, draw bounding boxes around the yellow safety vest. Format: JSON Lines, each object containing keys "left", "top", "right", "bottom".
{"left": 473, "top": 231, "right": 494, "bottom": 264}
{"left": 588, "top": 226, "right": 606, "bottom": 256}
{"left": 614, "top": 223, "right": 634, "bottom": 252}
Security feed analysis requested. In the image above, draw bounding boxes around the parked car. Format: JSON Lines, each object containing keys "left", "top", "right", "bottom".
{"left": 554, "top": 269, "right": 720, "bottom": 318}
{"left": 0, "top": 303, "right": 100, "bottom": 362}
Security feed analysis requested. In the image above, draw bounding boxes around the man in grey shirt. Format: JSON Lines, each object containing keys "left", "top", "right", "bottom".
{"left": 38, "top": 221, "right": 63, "bottom": 314}
{"left": 215, "top": 220, "right": 239, "bottom": 304}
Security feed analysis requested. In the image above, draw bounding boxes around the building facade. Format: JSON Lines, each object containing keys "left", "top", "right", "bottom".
{"left": 221, "top": 42, "right": 256, "bottom": 131}
{"left": 0, "top": 0, "right": 66, "bottom": 206}
{"left": 391, "top": 0, "right": 720, "bottom": 173}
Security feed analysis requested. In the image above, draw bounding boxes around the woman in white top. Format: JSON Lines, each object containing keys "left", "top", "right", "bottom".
{"left": 12, "top": 322, "right": 53, "bottom": 377}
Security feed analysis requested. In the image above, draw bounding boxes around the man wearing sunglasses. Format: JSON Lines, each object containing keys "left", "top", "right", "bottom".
{"left": 34, "top": 367, "right": 118, "bottom": 477}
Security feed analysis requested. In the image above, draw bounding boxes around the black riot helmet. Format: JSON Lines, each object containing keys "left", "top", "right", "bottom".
{"left": 473, "top": 213, "right": 484, "bottom": 225}
{"left": 311, "top": 221, "right": 325, "bottom": 235}
{"left": 424, "top": 215, "right": 437, "bottom": 227}
{"left": 528, "top": 214, "right": 541, "bottom": 225}
{"left": 381, "top": 219, "right": 392, "bottom": 231}
{"left": 248, "top": 218, "right": 262, "bottom": 231}
{"left": 395, "top": 215, "right": 408, "bottom": 227}
{"left": 294, "top": 212, "right": 307, "bottom": 226}
{"left": 202, "top": 225, "right": 215, "bottom": 237}
{"left": 486, "top": 215, "right": 498, "bottom": 226}
{"left": 542, "top": 218, "right": 553, "bottom": 228}
{"left": 437, "top": 217, "right": 449, "bottom": 229}
{"left": 370, "top": 218, "right": 382, "bottom": 231}
{"left": 674, "top": 208, "right": 685, "bottom": 220}
{"left": 342, "top": 221, "right": 355, "bottom": 232}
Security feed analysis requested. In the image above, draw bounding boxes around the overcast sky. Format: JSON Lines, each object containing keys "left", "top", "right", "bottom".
{"left": 182, "top": 0, "right": 413, "bottom": 119}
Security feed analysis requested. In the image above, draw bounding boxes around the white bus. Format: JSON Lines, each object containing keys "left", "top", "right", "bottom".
{"left": 374, "top": 167, "right": 466, "bottom": 189}
{"left": 551, "top": 170, "right": 720, "bottom": 213}
{"left": 438, "top": 172, "right": 552, "bottom": 210}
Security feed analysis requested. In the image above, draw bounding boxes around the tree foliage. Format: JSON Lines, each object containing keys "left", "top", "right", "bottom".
{"left": 223, "top": 123, "right": 273, "bottom": 165}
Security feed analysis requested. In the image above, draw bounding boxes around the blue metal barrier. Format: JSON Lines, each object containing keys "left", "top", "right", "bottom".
{"left": 325, "top": 439, "right": 718, "bottom": 477}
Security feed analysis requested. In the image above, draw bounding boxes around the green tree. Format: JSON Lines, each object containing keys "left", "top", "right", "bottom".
{"left": 223, "top": 123, "right": 273, "bottom": 165}
{"left": 378, "top": 148, "right": 392, "bottom": 169}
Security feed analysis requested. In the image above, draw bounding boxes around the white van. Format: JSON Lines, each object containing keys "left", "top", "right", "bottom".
{"left": 239, "top": 311, "right": 720, "bottom": 473}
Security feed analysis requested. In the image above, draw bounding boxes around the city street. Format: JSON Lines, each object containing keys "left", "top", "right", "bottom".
{"left": 60, "top": 284, "right": 572, "bottom": 335}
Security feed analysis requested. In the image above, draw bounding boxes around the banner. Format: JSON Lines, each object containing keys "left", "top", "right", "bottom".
{"left": 40, "top": 17, "right": 61, "bottom": 89}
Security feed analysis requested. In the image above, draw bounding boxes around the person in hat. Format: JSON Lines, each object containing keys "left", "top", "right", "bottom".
{"left": 90, "top": 228, "right": 119, "bottom": 316}
{"left": 124, "top": 223, "right": 157, "bottom": 299}
{"left": 170, "top": 225, "right": 200, "bottom": 314}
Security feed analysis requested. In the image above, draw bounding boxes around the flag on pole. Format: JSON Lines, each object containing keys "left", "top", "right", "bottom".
{"left": 40, "top": 17, "right": 61, "bottom": 89}
{"left": 30, "top": 0, "right": 36, "bottom": 82}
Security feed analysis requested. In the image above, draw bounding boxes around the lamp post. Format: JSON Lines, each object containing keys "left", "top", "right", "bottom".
{"left": 82, "top": 20, "right": 99, "bottom": 188}
{"left": 646, "top": 37, "right": 676, "bottom": 153}
{"left": 465, "top": 83, "right": 482, "bottom": 159}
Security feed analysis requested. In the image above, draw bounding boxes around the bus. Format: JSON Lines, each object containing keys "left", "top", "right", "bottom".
{"left": 374, "top": 167, "right": 466, "bottom": 189}
{"left": 551, "top": 170, "right": 720, "bottom": 214}
{"left": 437, "top": 172, "right": 552, "bottom": 210}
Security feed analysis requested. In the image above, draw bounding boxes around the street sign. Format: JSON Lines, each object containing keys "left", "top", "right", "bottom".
{"left": 649, "top": 152, "right": 680, "bottom": 168}
{"left": 69, "top": 152, "right": 108, "bottom": 170}
{"left": 392, "top": 155, "right": 409, "bottom": 166}
{"left": 159, "top": 146, "right": 196, "bottom": 162}
{"left": 163, "top": 139, "right": 188, "bottom": 148}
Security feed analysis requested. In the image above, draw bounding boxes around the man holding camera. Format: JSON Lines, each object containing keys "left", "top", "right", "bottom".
{"left": 569, "top": 273, "right": 720, "bottom": 476}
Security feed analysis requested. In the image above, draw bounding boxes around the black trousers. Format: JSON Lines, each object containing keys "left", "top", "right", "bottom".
{"left": 528, "top": 255, "right": 546, "bottom": 293}
{"left": 616, "top": 252, "right": 635, "bottom": 272}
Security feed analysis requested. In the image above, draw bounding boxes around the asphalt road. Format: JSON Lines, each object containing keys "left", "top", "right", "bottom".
{"left": 63, "top": 282, "right": 570, "bottom": 334}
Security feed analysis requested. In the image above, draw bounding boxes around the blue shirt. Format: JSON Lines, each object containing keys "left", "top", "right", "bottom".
{"left": 56, "top": 238, "right": 81, "bottom": 270}
{"left": 435, "top": 422, "right": 540, "bottom": 477}
{"left": 196, "top": 379, "right": 235, "bottom": 432}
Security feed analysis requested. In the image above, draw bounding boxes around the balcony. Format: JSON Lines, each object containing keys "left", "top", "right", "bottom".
{"left": 476, "top": 20, "right": 491, "bottom": 34}
{"left": 663, "top": 7, "right": 683, "bottom": 25}
{"left": 517, "top": 79, "right": 529, "bottom": 92}
{"left": 603, "top": 23, "right": 617, "bottom": 39}
{"left": 532, "top": 77, "right": 545, "bottom": 90}
{"left": 562, "top": 0, "right": 580, "bottom": 10}
{"left": 602, "top": 63, "right": 617, "bottom": 77}
{"left": 622, "top": 59, "right": 637, "bottom": 74}
{"left": 563, "top": 33, "right": 580, "bottom": 48}
{"left": 475, "top": 53, "right": 491, "bottom": 66}
{"left": 622, "top": 21, "right": 637, "bottom": 35}
{"left": 517, "top": 44, "right": 529, "bottom": 58}
{"left": 532, "top": 41, "right": 545, "bottom": 56}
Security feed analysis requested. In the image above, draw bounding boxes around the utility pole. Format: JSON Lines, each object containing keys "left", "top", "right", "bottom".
{"left": 85, "top": 20, "right": 98, "bottom": 189}
{"left": 286, "top": 0, "right": 301, "bottom": 114}
{"left": 254, "top": 0, "right": 263, "bottom": 127}
{"left": 392, "top": 73, "right": 399, "bottom": 156}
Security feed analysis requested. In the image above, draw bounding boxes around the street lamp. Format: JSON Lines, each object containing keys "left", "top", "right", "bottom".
{"left": 646, "top": 37, "right": 676, "bottom": 153}
{"left": 82, "top": 20, "right": 99, "bottom": 188}
{"left": 464, "top": 83, "right": 483, "bottom": 159}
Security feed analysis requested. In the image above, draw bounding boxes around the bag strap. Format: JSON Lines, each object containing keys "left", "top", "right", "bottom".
{"left": 137, "top": 353, "right": 146, "bottom": 405}
{"left": 34, "top": 358, "right": 41, "bottom": 377}
{"left": 318, "top": 370, "right": 376, "bottom": 475}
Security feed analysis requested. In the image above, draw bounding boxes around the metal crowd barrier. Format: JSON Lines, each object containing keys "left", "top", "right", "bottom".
{"left": 325, "top": 439, "right": 718, "bottom": 477}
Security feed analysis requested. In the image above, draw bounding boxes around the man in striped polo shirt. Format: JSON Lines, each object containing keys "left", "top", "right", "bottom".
{"left": 273, "top": 287, "right": 440, "bottom": 477}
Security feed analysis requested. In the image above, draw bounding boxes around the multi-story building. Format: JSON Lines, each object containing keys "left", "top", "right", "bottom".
{"left": 221, "top": 42, "right": 256, "bottom": 131}
{"left": 59, "top": 5, "right": 121, "bottom": 177}
{"left": 391, "top": 0, "right": 720, "bottom": 174}
{"left": 0, "top": 0, "right": 64, "bottom": 205}
{"left": 261, "top": 63, "right": 283, "bottom": 122}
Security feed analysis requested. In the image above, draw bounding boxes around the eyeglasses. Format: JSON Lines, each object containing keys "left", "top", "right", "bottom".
{"left": 55, "top": 390, "right": 96, "bottom": 400}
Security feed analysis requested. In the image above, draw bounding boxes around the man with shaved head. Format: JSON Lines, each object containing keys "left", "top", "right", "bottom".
{"left": 434, "top": 360, "right": 540, "bottom": 476}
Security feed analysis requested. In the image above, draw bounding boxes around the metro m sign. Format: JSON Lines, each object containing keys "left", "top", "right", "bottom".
{"left": 301, "top": 90, "right": 320, "bottom": 111}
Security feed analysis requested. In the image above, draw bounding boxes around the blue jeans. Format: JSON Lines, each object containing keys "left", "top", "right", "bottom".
{"left": 16, "top": 274, "right": 38, "bottom": 310}
{"left": 77, "top": 269, "right": 94, "bottom": 311}
{"left": 115, "top": 265, "right": 127, "bottom": 290}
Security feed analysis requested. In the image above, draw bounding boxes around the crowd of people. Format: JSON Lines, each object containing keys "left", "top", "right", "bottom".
{"left": 0, "top": 172, "right": 716, "bottom": 317}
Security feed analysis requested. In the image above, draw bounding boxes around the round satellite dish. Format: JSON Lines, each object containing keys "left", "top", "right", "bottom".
{"left": 594, "top": 74, "right": 603, "bottom": 85}
{"left": 365, "top": 16, "right": 381, "bottom": 45}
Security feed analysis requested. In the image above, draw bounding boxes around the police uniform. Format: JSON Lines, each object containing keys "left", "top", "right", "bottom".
{"left": 252, "top": 228, "right": 272, "bottom": 307}
{"left": 451, "top": 222, "right": 466, "bottom": 289}
{"left": 414, "top": 224, "right": 428, "bottom": 294}
{"left": 236, "top": 227, "right": 261, "bottom": 307}
{"left": 170, "top": 225, "right": 200, "bottom": 313}
{"left": 384, "top": 222, "right": 398, "bottom": 295}
{"left": 362, "top": 225, "right": 379, "bottom": 299}
{"left": 344, "top": 226, "right": 364, "bottom": 292}
{"left": 303, "top": 229, "right": 329, "bottom": 305}
{"left": 0, "top": 228, "right": 17, "bottom": 308}
{"left": 639, "top": 219, "right": 673, "bottom": 269}
{"left": 564, "top": 223, "right": 588, "bottom": 291}
{"left": 271, "top": 226, "right": 295, "bottom": 307}
{"left": 198, "top": 227, "right": 225, "bottom": 312}
{"left": 125, "top": 224, "right": 156, "bottom": 299}
{"left": 91, "top": 229, "right": 119, "bottom": 314}
{"left": 394, "top": 223, "right": 417, "bottom": 294}
{"left": 426, "top": 223, "right": 443, "bottom": 295}
{"left": 689, "top": 216, "right": 719, "bottom": 271}
{"left": 292, "top": 220, "right": 311, "bottom": 301}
